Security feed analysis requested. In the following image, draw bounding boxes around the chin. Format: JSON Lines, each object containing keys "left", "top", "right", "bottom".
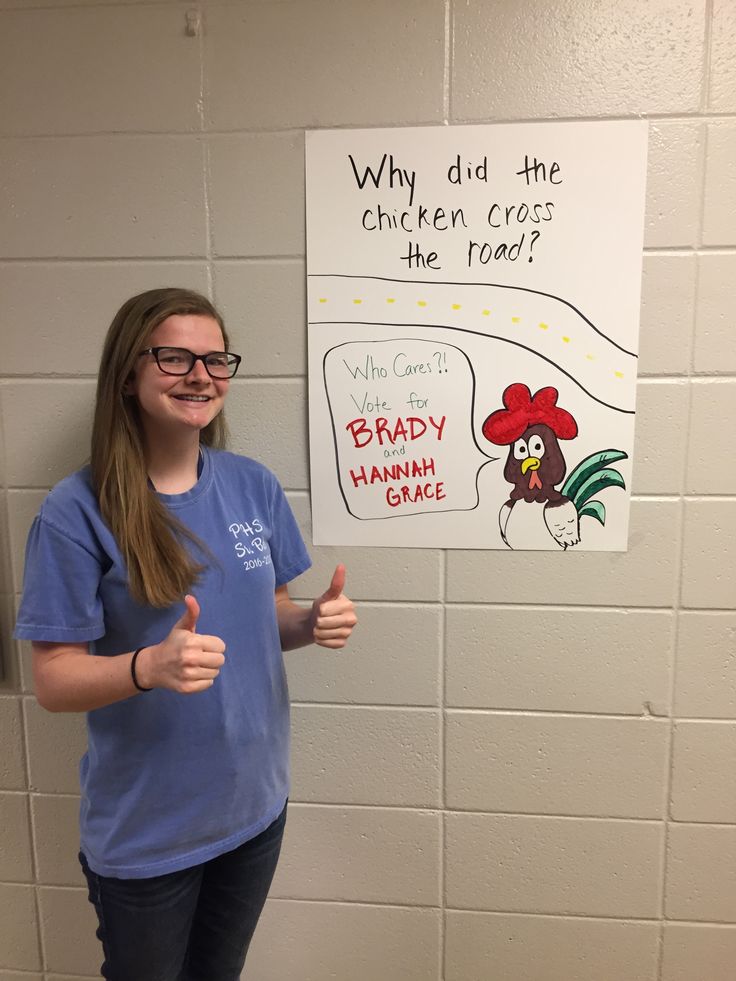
{"left": 159, "top": 413, "right": 217, "bottom": 436}
{"left": 174, "top": 404, "right": 221, "bottom": 426}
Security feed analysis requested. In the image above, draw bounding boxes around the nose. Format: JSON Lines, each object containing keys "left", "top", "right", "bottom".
{"left": 187, "top": 357, "right": 210, "bottom": 383}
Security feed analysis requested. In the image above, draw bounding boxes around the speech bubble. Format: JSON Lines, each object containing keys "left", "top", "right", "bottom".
{"left": 323, "top": 338, "right": 497, "bottom": 519}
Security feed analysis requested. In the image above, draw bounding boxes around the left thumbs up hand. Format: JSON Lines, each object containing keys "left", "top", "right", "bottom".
{"left": 310, "top": 564, "right": 357, "bottom": 649}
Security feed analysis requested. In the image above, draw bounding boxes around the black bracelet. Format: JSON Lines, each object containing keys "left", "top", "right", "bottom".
{"left": 131, "top": 648, "right": 153, "bottom": 692}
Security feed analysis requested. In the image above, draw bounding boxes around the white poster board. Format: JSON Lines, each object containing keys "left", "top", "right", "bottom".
{"left": 306, "top": 121, "right": 648, "bottom": 550}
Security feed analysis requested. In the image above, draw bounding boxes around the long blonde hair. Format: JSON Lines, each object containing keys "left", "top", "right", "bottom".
{"left": 91, "top": 288, "right": 230, "bottom": 607}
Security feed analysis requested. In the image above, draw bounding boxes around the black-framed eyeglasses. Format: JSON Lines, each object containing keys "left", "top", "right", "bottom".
{"left": 139, "top": 347, "right": 242, "bottom": 379}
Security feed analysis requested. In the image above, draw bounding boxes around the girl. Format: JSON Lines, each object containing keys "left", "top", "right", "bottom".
{"left": 15, "top": 288, "right": 356, "bottom": 980}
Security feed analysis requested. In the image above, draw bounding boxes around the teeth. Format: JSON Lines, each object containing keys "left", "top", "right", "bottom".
{"left": 176, "top": 395, "right": 209, "bottom": 402}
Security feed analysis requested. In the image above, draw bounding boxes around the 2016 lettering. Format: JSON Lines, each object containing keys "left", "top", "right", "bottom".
{"left": 243, "top": 555, "right": 271, "bottom": 570}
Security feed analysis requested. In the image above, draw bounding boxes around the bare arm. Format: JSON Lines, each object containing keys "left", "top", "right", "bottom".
{"left": 33, "top": 642, "right": 144, "bottom": 713}
{"left": 33, "top": 596, "right": 226, "bottom": 713}
{"left": 275, "top": 564, "right": 357, "bottom": 652}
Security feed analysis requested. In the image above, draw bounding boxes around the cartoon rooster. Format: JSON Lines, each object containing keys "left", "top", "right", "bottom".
{"left": 482, "top": 383, "right": 629, "bottom": 550}
{"left": 482, "top": 384, "right": 580, "bottom": 550}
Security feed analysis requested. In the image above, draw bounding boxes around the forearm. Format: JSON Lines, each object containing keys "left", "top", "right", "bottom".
{"left": 274, "top": 595, "right": 315, "bottom": 651}
{"left": 274, "top": 575, "right": 356, "bottom": 651}
{"left": 33, "top": 643, "right": 146, "bottom": 713}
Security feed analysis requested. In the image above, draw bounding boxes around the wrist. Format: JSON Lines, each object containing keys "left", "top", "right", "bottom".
{"left": 131, "top": 646, "right": 154, "bottom": 692}
{"left": 279, "top": 603, "right": 317, "bottom": 651}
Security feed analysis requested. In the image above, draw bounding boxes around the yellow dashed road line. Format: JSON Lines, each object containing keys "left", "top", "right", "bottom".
{"left": 314, "top": 294, "right": 628, "bottom": 381}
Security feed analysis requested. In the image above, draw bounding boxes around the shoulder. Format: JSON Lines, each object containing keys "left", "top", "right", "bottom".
{"left": 40, "top": 467, "right": 98, "bottom": 523}
{"left": 37, "top": 467, "right": 106, "bottom": 550}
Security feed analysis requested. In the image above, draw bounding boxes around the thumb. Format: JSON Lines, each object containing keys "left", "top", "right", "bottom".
{"left": 322, "top": 564, "right": 346, "bottom": 601}
{"left": 175, "top": 594, "right": 200, "bottom": 632}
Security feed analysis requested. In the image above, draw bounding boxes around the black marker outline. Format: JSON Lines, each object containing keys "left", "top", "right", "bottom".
{"left": 308, "top": 272, "right": 638, "bottom": 359}
{"left": 314, "top": 320, "right": 635, "bottom": 417}
{"left": 322, "top": 338, "right": 497, "bottom": 521}
{"left": 311, "top": 274, "right": 636, "bottom": 524}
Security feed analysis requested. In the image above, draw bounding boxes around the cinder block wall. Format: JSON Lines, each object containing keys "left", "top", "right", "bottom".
{"left": 0, "top": 1, "right": 734, "bottom": 979}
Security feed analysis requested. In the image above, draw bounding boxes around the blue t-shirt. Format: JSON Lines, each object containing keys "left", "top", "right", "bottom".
{"left": 15, "top": 447, "right": 311, "bottom": 878}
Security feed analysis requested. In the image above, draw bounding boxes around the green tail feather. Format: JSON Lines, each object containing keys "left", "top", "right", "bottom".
{"left": 572, "top": 468, "right": 626, "bottom": 510}
{"left": 562, "top": 449, "right": 628, "bottom": 502}
{"left": 579, "top": 500, "right": 606, "bottom": 525}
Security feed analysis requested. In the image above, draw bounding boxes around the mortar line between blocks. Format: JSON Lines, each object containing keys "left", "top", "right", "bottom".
{"left": 197, "top": 6, "right": 215, "bottom": 300}
{"left": 439, "top": 543, "right": 448, "bottom": 981}
{"left": 18, "top": 694, "right": 47, "bottom": 974}
{"left": 443, "top": 0, "right": 452, "bottom": 124}
{"left": 656, "top": 93, "right": 708, "bottom": 981}
{"left": 8, "top": 113, "right": 736, "bottom": 141}
{"left": 288, "top": 802, "right": 666, "bottom": 825}
{"left": 643, "top": 245, "right": 736, "bottom": 256}
{"left": 266, "top": 894, "right": 669, "bottom": 921}
{"left": 0, "top": 255, "right": 307, "bottom": 263}
{"left": 701, "top": 0, "right": 715, "bottom": 114}
{"left": 290, "top": 702, "right": 673, "bottom": 720}
{"left": 12, "top": 373, "right": 735, "bottom": 389}
{"left": 33, "top": 883, "right": 730, "bottom": 925}
{"left": 5, "top": 251, "right": 736, "bottom": 264}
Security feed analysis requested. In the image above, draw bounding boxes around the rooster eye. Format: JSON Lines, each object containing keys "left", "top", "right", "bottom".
{"left": 528, "top": 435, "right": 545, "bottom": 457}
{"left": 513, "top": 439, "right": 528, "bottom": 460}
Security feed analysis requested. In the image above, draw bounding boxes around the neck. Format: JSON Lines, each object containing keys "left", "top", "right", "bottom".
{"left": 144, "top": 428, "right": 202, "bottom": 494}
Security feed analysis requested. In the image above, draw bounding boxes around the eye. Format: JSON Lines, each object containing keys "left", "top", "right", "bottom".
{"left": 513, "top": 439, "right": 528, "bottom": 460}
{"left": 528, "top": 435, "right": 545, "bottom": 457}
{"left": 159, "top": 349, "right": 188, "bottom": 365}
{"left": 206, "top": 353, "right": 229, "bottom": 368}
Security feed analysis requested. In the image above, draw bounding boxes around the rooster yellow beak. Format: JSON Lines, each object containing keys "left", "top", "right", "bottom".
{"left": 521, "top": 457, "right": 541, "bottom": 475}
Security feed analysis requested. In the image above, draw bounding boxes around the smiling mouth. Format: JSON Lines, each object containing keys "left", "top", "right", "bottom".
{"left": 173, "top": 395, "right": 211, "bottom": 402}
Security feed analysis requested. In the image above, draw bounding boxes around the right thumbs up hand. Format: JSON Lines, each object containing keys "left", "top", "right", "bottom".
{"left": 134, "top": 595, "right": 226, "bottom": 694}
{"left": 176, "top": 593, "right": 200, "bottom": 633}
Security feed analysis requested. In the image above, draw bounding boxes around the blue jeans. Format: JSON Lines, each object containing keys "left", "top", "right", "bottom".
{"left": 79, "top": 803, "right": 286, "bottom": 981}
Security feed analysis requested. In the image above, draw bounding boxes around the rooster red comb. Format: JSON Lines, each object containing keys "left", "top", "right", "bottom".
{"left": 482, "top": 384, "right": 578, "bottom": 445}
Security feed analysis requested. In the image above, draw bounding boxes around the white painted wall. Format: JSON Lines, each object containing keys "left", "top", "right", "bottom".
{"left": 0, "top": 1, "right": 734, "bottom": 979}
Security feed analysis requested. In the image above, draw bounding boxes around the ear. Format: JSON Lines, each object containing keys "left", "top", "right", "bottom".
{"left": 122, "top": 372, "right": 136, "bottom": 396}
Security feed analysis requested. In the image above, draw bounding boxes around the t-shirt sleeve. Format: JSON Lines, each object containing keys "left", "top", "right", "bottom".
{"left": 14, "top": 514, "right": 106, "bottom": 643}
{"left": 267, "top": 478, "right": 312, "bottom": 588}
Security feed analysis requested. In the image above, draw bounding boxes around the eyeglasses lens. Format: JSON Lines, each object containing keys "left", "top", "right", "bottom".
{"left": 156, "top": 348, "right": 239, "bottom": 378}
